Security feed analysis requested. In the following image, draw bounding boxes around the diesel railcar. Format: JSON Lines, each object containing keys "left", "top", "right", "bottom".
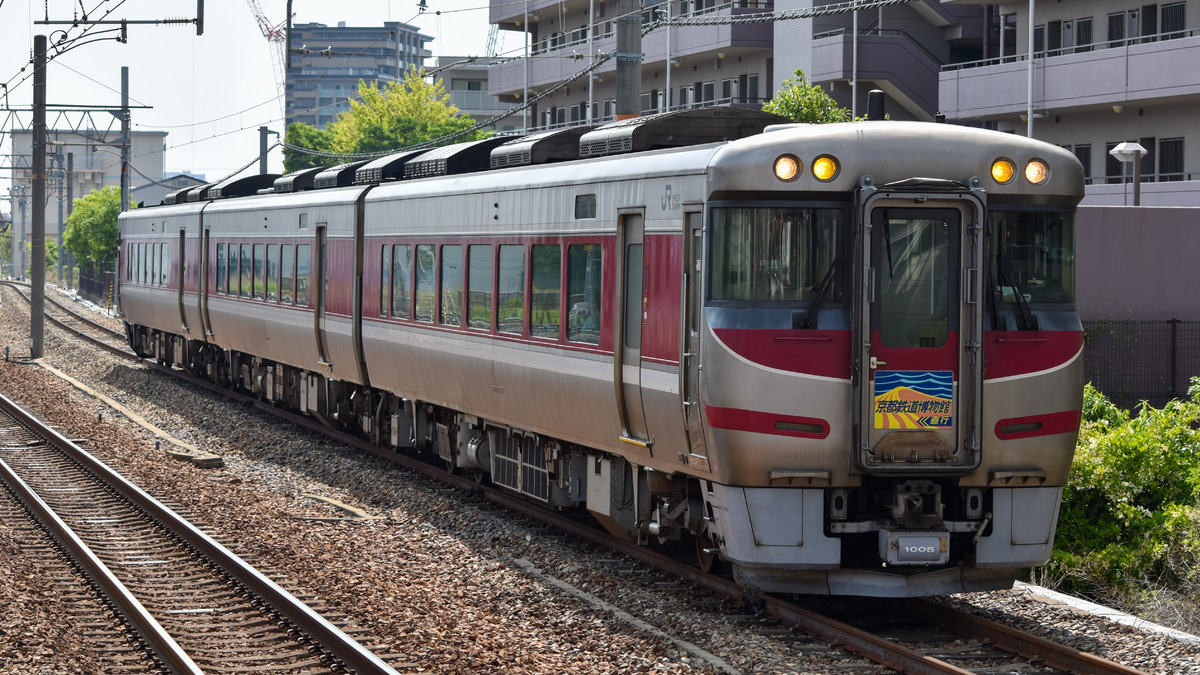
{"left": 119, "top": 109, "right": 1086, "bottom": 597}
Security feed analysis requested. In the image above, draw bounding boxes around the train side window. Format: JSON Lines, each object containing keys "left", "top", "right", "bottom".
{"left": 161, "top": 242, "right": 170, "bottom": 287}
{"left": 567, "top": 244, "right": 602, "bottom": 344}
{"left": 498, "top": 245, "right": 525, "bottom": 335}
{"left": 468, "top": 244, "right": 493, "bottom": 330}
{"left": 295, "top": 244, "right": 310, "bottom": 306}
{"left": 228, "top": 244, "right": 239, "bottom": 296}
{"left": 151, "top": 244, "right": 160, "bottom": 287}
{"left": 392, "top": 245, "right": 411, "bottom": 319}
{"left": 380, "top": 245, "right": 391, "bottom": 317}
{"left": 415, "top": 244, "right": 436, "bottom": 323}
{"left": 216, "top": 244, "right": 226, "bottom": 294}
{"left": 252, "top": 244, "right": 265, "bottom": 300}
{"left": 133, "top": 244, "right": 140, "bottom": 284}
{"left": 531, "top": 244, "right": 561, "bottom": 340}
{"left": 266, "top": 245, "right": 279, "bottom": 302}
{"left": 575, "top": 194, "right": 597, "bottom": 219}
{"left": 240, "top": 244, "right": 252, "bottom": 298}
{"left": 440, "top": 245, "right": 463, "bottom": 327}
{"left": 281, "top": 244, "right": 295, "bottom": 304}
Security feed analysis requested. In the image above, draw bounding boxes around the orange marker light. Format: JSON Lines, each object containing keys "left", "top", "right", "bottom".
{"left": 991, "top": 159, "right": 1016, "bottom": 184}
{"left": 812, "top": 155, "right": 839, "bottom": 182}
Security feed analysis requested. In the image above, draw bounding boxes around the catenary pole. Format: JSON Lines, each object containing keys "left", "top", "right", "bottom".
{"left": 32, "top": 35, "right": 47, "bottom": 358}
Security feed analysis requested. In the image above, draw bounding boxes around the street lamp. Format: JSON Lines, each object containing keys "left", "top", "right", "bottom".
{"left": 1109, "top": 141, "right": 1147, "bottom": 206}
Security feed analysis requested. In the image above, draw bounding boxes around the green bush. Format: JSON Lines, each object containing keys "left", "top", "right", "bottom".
{"left": 1046, "top": 381, "right": 1200, "bottom": 596}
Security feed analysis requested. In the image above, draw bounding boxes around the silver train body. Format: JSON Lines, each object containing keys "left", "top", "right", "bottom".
{"left": 119, "top": 115, "right": 1086, "bottom": 596}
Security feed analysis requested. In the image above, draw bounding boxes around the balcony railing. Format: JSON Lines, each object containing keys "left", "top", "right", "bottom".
{"left": 943, "top": 27, "right": 1200, "bottom": 71}
{"left": 813, "top": 27, "right": 944, "bottom": 67}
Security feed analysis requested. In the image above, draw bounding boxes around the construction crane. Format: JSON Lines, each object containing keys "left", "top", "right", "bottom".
{"left": 245, "top": 0, "right": 288, "bottom": 112}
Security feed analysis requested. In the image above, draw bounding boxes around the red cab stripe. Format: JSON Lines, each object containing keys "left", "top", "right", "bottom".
{"left": 705, "top": 406, "right": 830, "bottom": 439}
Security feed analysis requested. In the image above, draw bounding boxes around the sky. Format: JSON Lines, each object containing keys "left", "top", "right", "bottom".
{"left": 0, "top": 0, "right": 501, "bottom": 201}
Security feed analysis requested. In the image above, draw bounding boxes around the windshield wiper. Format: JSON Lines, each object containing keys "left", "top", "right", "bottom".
{"left": 802, "top": 259, "right": 839, "bottom": 329}
{"left": 999, "top": 251, "right": 1037, "bottom": 331}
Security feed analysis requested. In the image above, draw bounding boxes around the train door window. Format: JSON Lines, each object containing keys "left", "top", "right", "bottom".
{"left": 415, "top": 244, "right": 436, "bottom": 323}
{"left": 295, "top": 244, "right": 310, "bottom": 306}
{"left": 380, "top": 245, "right": 391, "bottom": 317}
{"left": 161, "top": 242, "right": 170, "bottom": 287}
{"left": 498, "top": 245, "right": 525, "bottom": 335}
{"left": 531, "top": 244, "right": 562, "bottom": 340}
{"left": 281, "top": 244, "right": 295, "bottom": 304}
{"left": 567, "top": 244, "right": 602, "bottom": 345}
{"left": 468, "top": 245, "right": 493, "bottom": 330}
{"left": 253, "top": 244, "right": 265, "bottom": 300}
{"left": 266, "top": 245, "right": 279, "bottom": 301}
{"left": 1076, "top": 17, "right": 1093, "bottom": 51}
{"left": 440, "top": 245, "right": 463, "bottom": 327}
{"left": 240, "top": 244, "right": 252, "bottom": 298}
{"left": 392, "top": 245, "right": 411, "bottom": 318}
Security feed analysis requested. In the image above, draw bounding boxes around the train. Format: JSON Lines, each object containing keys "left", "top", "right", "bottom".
{"left": 118, "top": 107, "right": 1086, "bottom": 597}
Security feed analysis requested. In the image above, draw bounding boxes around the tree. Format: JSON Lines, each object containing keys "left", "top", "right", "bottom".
{"left": 283, "top": 67, "right": 487, "bottom": 173}
{"left": 26, "top": 239, "right": 57, "bottom": 278}
{"left": 763, "top": 69, "right": 853, "bottom": 124}
{"left": 64, "top": 185, "right": 124, "bottom": 269}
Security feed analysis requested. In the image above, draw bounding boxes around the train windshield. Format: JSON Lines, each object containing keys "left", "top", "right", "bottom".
{"left": 989, "top": 210, "right": 1075, "bottom": 304}
{"left": 710, "top": 206, "right": 842, "bottom": 303}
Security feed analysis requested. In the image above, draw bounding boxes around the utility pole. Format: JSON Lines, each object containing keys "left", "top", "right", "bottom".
{"left": 66, "top": 152, "right": 74, "bottom": 291}
{"left": 56, "top": 146, "right": 64, "bottom": 287}
{"left": 259, "top": 126, "right": 278, "bottom": 174}
{"left": 614, "top": 0, "right": 643, "bottom": 119}
{"left": 32, "top": 35, "right": 47, "bottom": 358}
{"left": 120, "top": 67, "right": 131, "bottom": 212}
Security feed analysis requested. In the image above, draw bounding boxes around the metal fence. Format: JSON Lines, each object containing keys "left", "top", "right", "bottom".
{"left": 78, "top": 264, "right": 115, "bottom": 312}
{"left": 1083, "top": 319, "right": 1200, "bottom": 411}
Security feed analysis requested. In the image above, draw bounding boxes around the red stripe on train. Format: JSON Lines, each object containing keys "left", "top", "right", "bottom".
{"left": 994, "top": 410, "right": 1082, "bottom": 440}
{"left": 705, "top": 406, "right": 831, "bottom": 440}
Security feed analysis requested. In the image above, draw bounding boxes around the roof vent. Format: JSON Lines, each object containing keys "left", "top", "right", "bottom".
{"left": 209, "top": 174, "right": 280, "bottom": 199}
{"left": 578, "top": 108, "right": 787, "bottom": 158}
{"left": 354, "top": 149, "right": 427, "bottom": 185}
{"left": 490, "top": 128, "right": 588, "bottom": 168}
{"left": 404, "top": 137, "right": 511, "bottom": 179}
{"left": 274, "top": 166, "right": 326, "bottom": 193}
{"left": 315, "top": 161, "right": 369, "bottom": 189}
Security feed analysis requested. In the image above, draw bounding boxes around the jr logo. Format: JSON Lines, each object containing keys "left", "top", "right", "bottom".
{"left": 661, "top": 184, "right": 681, "bottom": 211}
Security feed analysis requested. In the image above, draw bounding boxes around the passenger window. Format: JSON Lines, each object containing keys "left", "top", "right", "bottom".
{"left": 531, "top": 244, "right": 561, "bottom": 340}
{"left": 216, "top": 244, "right": 226, "bottom": 294}
{"left": 253, "top": 244, "right": 265, "bottom": 300}
{"left": 295, "top": 244, "right": 310, "bottom": 306}
{"left": 266, "top": 245, "right": 279, "bottom": 301}
{"left": 498, "top": 245, "right": 525, "bottom": 335}
{"left": 240, "top": 244, "right": 252, "bottom": 298}
{"left": 134, "top": 244, "right": 141, "bottom": 284}
{"left": 392, "top": 245, "right": 411, "bottom": 318}
{"left": 380, "top": 245, "right": 391, "bottom": 317}
{"left": 468, "top": 245, "right": 493, "bottom": 330}
{"left": 415, "top": 244, "right": 436, "bottom": 322}
{"left": 281, "top": 244, "right": 295, "bottom": 304}
{"left": 161, "top": 243, "right": 169, "bottom": 287}
{"left": 567, "top": 244, "right": 602, "bottom": 344}
{"left": 440, "top": 245, "right": 463, "bottom": 326}
{"left": 150, "top": 244, "right": 159, "bottom": 287}
{"left": 228, "top": 244, "right": 240, "bottom": 296}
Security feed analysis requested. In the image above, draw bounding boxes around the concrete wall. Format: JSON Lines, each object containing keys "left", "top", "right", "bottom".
{"left": 1077, "top": 205, "right": 1200, "bottom": 319}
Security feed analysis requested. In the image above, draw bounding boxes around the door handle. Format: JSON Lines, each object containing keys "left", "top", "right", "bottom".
{"left": 870, "top": 357, "right": 887, "bottom": 369}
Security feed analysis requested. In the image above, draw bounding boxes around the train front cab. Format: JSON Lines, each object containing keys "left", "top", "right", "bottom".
{"left": 696, "top": 175, "right": 1082, "bottom": 597}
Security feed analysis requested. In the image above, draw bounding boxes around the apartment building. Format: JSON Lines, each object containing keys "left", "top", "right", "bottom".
{"left": 433, "top": 56, "right": 521, "bottom": 133}
{"left": 286, "top": 21, "right": 433, "bottom": 129}
{"left": 940, "top": 1, "right": 1200, "bottom": 205}
{"left": 487, "top": 0, "right": 776, "bottom": 128}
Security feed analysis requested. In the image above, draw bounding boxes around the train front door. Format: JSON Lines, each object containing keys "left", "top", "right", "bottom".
{"left": 856, "top": 195, "right": 983, "bottom": 473}
{"left": 616, "top": 211, "right": 651, "bottom": 453}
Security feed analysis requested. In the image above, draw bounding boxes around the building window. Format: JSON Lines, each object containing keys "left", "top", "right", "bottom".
{"left": 1033, "top": 25, "right": 1045, "bottom": 54}
{"left": 1073, "top": 144, "right": 1091, "bottom": 182}
{"left": 1105, "top": 141, "right": 1126, "bottom": 184}
{"left": 1160, "top": 138, "right": 1184, "bottom": 182}
{"left": 1162, "top": 3, "right": 1186, "bottom": 39}
{"left": 1107, "top": 12, "right": 1125, "bottom": 47}
{"left": 1076, "top": 17, "right": 1093, "bottom": 52}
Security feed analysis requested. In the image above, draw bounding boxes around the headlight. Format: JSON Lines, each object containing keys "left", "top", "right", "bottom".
{"left": 1025, "top": 159, "right": 1049, "bottom": 185}
{"left": 774, "top": 155, "right": 801, "bottom": 182}
{"left": 991, "top": 158, "right": 1016, "bottom": 184}
{"left": 811, "top": 155, "right": 839, "bottom": 182}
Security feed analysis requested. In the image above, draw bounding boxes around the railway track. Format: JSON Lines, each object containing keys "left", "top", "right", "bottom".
{"left": 10, "top": 282, "right": 1162, "bottom": 675}
{"left": 0, "top": 385, "right": 402, "bottom": 674}
{"left": 0, "top": 281, "right": 135, "bottom": 359}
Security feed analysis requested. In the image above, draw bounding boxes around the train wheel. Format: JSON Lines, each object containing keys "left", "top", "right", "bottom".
{"left": 693, "top": 534, "right": 724, "bottom": 575}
